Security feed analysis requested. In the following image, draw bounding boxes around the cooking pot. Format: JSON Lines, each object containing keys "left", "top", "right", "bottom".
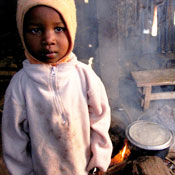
{"left": 125, "top": 120, "right": 174, "bottom": 159}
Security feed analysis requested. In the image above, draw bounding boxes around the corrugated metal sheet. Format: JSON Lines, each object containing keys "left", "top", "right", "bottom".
{"left": 114, "top": 0, "right": 175, "bottom": 54}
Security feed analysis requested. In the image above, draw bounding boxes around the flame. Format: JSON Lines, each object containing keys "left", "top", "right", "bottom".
{"left": 88, "top": 57, "right": 94, "bottom": 68}
{"left": 84, "top": 0, "right": 89, "bottom": 4}
{"left": 151, "top": 6, "right": 158, "bottom": 36}
{"left": 110, "top": 140, "right": 131, "bottom": 165}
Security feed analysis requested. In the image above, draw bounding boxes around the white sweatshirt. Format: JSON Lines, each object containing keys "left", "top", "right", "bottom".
{"left": 2, "top": 53, "right": 113, "bottom": 175}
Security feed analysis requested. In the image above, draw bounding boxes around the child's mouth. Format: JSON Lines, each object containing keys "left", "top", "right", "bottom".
{"left": 42, "top": 51, "right": 58, "bottom": 59}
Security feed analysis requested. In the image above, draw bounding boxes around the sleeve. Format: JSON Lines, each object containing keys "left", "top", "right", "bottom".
{"left": 86, "top": 72, "right": 113, "bottom": 172}
{"left": 2, "top": 89, "right": 34, "bottom": 175}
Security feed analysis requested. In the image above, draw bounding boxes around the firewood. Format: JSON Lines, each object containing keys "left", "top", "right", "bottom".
{"left": 0, "top": 71, "right": 16, "bottom": 76}
{"left": 103, "top": 160, "right": 129, "bottom": 175}
{"left": 166, "top": 157, "right": 175, "bottom": 166}
{"left": 131, "top": 156, "right": 170, "bottom": 175}
{"left": 104, "top": 156, "right": 170, "bottom": 175}
{"left": 167, "top": 152, "right": 175, "bottom": 160}
{"left": 169, "top": 169, "right": 175, "bottom": 175}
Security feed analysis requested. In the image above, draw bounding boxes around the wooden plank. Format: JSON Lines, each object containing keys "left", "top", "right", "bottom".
{"left": 143, "top": 86, "right": 152, "bottom": 111}
{"left": 150, "top": 92, "right": 175, "bottom": 100}
{"left": 0, "top": 71, "right": 16, "bottom": 76}
{"left": 131, "top": 69, "right": 175, "bottom": 87}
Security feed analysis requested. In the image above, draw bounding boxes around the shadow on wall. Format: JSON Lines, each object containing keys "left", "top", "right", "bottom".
{"left": 0, "top": 0, "right": 24, "bottom": 70}
{"left": 0, "top": 0, "right": 17, "bottom": 34}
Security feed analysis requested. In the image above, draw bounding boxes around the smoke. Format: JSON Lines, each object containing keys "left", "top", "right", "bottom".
{"left": 93, "top": 0, "right": 175, "bottom": 129}
{"left": 74, "top": 0, "right": 175, "bottom": 130}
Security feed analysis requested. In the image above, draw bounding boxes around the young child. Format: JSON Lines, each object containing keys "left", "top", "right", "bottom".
{"left": 2, "top": 0, "right": 113, "bottom": 175}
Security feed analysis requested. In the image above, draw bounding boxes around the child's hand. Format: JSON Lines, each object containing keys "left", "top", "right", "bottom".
{"left": 89, "top": 168, "right": 104, "bottom": 175}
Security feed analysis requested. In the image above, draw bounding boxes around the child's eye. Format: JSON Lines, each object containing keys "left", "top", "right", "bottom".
{"left": 30, "top": 28, "right": 42, "bottom": 35}
{"left": 55, "top": 27, "right": 66, "bottom": 33}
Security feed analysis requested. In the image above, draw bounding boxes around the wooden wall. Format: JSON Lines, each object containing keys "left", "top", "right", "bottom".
{"left": 96, "top": 0, "right": 175, "bottom": 56}
{"left": 0, "top": 0, "right": 175, "bottom": 65}
{"left": 94, "top": 0, "right": 175, "bottom": 120}
{"left": 0, "top": 0, "right": 175, "bottom": 118}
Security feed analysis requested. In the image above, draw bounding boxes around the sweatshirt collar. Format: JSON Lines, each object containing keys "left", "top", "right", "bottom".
{"left": 23, "top": 52, "right": 78, "bottom": 86}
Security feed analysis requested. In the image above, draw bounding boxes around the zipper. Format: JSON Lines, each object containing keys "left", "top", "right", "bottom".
{"left": 51, "top": 66, "right": 56, "bottom": 77}
{"left": 50, "top": 66, "right": 67, "bottom": 125}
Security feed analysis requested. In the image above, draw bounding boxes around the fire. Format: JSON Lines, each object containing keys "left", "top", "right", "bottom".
{"left": 151, "top": 6, "right": 158, "bottom": 36}
{"left": 110, "top": 140, "right": 131, "bottom": 166}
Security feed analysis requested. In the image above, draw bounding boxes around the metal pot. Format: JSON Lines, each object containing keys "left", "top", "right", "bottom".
{"left": 125, "top": 120, "right": 174, "bottom": 159}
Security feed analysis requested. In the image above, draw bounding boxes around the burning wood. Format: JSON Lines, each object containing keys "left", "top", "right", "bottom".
{"left": 110, "top": 139, "right": 130, "bottom": 166}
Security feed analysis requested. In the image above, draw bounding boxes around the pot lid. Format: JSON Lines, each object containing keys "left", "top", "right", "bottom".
{"left": 125, "top": 120, "right": 173, "bottom": 150}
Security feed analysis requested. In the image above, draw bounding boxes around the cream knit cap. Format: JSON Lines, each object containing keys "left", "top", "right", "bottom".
{"left": 16, "top": 0, "right": 77, "bottom": 64}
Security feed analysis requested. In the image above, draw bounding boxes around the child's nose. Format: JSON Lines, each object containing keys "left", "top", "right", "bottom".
{"left": 42, "top": 31, "right": 55, "bottom": 45}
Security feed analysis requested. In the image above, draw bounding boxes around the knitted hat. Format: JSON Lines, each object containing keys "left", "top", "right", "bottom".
{"left": 16, "top": 0, "right": 77, "bottom": 64}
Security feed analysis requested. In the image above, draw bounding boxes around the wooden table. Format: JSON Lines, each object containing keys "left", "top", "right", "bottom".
{"left": 131, "top": 69, "right": 175, "bottom": 111}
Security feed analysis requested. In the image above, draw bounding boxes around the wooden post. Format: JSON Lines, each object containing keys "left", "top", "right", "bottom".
{"left": 143, "top": 86, "right": 152, "bottom": 111}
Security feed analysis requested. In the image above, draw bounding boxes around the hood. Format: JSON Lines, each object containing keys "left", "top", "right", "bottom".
{"left": 16, "top": 0, "right": 77, "bottom": 64}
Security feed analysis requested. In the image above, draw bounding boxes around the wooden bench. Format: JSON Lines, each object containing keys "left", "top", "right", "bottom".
{"left": 0, "top": 70, "right": 16, "bottom": 82}
{"left": 131, "top": 69, "right": 175, "bottom": 111}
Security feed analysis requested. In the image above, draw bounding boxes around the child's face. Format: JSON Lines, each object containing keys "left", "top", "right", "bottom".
{"left": 23, "top": 6, "right": 70, "bottom": 64}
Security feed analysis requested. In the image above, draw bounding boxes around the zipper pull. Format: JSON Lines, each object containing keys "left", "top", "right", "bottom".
{"left": 61, "top": 113, "right": 67, "bottom": 125}
{"left": 51, "top": 66, "right": 56, "bottom": 77}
